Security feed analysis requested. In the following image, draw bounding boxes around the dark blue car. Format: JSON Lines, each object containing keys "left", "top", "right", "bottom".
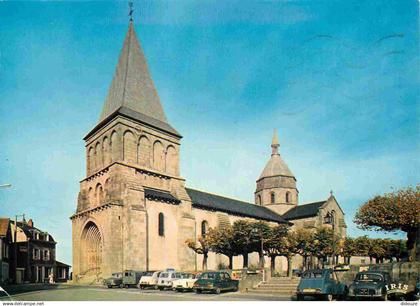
{"left": 296, "top": 269, "right": 347, "bottom": 301}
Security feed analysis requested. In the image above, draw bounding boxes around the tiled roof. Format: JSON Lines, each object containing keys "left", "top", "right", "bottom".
{"left": 282, "top": 201, "right": 326, "bottom": 220}
{"left": 145, "top": 188, "right": 181, "bottom": 204}
{"left": 10, "top": 221, "right": 56, "bottom": 242}
{"left": 0, "top": 218, "right": 10, "bottom": 237}
{"left": 100, "top": 22, "right": 168, "bottom": 124}
{"left": 56, "top": 260, "right": 71, "bottom": 267}
{"left": 186, "top": 188, "right": 290, "bottom": 224}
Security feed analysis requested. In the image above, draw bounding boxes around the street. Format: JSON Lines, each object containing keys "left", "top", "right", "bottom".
{"left": 0, "top": 285, "right": 292, "bottom": 301}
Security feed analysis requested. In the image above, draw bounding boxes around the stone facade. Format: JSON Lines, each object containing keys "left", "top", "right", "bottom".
{"left": 71, "top": 21, "right": 347, "bottom": 283}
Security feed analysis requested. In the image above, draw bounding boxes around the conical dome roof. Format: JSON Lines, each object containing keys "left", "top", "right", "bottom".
{"left": 258, "top": 129, "right": 295, "bottom": 180}
{"left": 259, "top": 154, "right": 294, "bottom": 179}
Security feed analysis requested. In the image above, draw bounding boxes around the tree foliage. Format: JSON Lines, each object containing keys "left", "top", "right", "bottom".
{"left": 186, "top": 235, "right": 210, "bottom": 271}
{"left": 354, "top": 185, "right": 419, "bottom": 259}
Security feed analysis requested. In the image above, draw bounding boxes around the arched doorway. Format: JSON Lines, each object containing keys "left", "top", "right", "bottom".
{"left": 80, "top": 221, "right": 102, "bottom": 275}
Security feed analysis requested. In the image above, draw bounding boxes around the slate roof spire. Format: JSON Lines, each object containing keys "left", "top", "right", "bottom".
{"left": 259, "top": 129, "right": 294, "bottom": 179}
{"left": 99, "top": 21, "right": 168, "bottom": 124}
{"left": 271, "top": 128, "right": 280, "bottom": 155}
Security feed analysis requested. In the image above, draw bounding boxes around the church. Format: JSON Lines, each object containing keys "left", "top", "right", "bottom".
{"left": 70, "top": 21, "right": 347, "bottom": 283}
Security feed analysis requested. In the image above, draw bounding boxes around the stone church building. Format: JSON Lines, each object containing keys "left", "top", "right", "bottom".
{"left": 71, "top": 21, "right": 346, "bottom": 282}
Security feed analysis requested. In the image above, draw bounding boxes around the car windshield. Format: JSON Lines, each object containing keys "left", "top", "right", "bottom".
{"left": 160, "top": 273, "right": 169, "bottom": 278}
{"left": 145, "top": 272, "right": 154, "bottom": 276}
{"left": 124, "top": 272, "right": 130, "bottom": 277}
{"left": 199, "top": 272, "right": 217, "bottom": 279}
{"left": 174, "top": 273, "right": 182, "bottom": 278}
{"left": 112, "top": 273, "right": 121, "bottom": 277}
{"left": 302, "top": 271, "right": 323, "bottom": 279}
{"left": 357, "top": 273, "right": 383, "bottom": 282}
{"left": 180, "top": 273, "right": 193, "bottom": 279}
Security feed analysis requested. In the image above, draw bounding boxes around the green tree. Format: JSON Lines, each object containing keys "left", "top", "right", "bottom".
{"left": 341, "top": 237, "right": 357, "bottom": 264}
{"left": 292, "top": 229, "right": 315, "bottom": 270}
{"left": 313, "top": 227, "right": 341, "bottom": 268}
{"left": 264, "top": 225, "right": 293, "bottom": 276}
{"left": 232, "top": 220, "right": 255, "bottom": 268}
{"left": 368, "top": 238, "right": 387, "bottom": 264}
{"left": 186, "top": 235, "right": 210, "bottom": 271}
{"left": 354, "top": 235, "right": 370, "bottom": 257}
{"left": 250, "top": 221, "right": 272, "bottom": 268}
{"left": 206, "top": 225, "right": 238, "bottom": 269}
{"left": 354, "top": 185, "right": 420, "bottom": 260}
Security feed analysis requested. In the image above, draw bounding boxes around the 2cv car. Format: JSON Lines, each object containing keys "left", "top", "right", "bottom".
{"left": 296, "top": 269, "right": 348, "bottom": 301}
{"left": 193, "top": 271, "right": 239, "bottom": 294}
{"left": 104, "top": 272, "right": 123, "bottom": 288}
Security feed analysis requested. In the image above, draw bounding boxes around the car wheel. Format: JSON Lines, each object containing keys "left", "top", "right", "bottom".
{"left": 154, "top": 285, "right": 158, "bottom": 290}
{"left": 195, "top": 289, "right": 202, "bottom": 294}
{"left": 325, "top": 294, "right": 333, "bottom": 301}
{"left": 383, "top": 293, "right": 388, "bottom": 301}
{"left": 159, "top": 287, "right": 164, "bottom": 291}
{"left": 296, "top": 294, "right": 304, "bottom": 301}
{"left": 214, "top": 287, "right": 221, "bottom": 294}
{"left": 119, "top": 284, "right": 123, "bottom": 288}
{"left": 233, "top": 286, "right": 238, "bottom": 292}
{"left": 107, "top": 285, "right": 112, "bottom": 289}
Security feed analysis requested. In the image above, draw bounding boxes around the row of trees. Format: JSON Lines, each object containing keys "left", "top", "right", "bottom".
{"left": 186, "top": 220, "right": 407, "bottom": 275}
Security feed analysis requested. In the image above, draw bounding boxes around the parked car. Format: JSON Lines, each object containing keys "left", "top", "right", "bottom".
{"left": 157, "top": 271, "right": 179, "bottom": 290}
{"left": 193, "top": 271, "right": 239, "bottom": 294}
{"left": 122, "top": 270, "right": 147, "bottom": 288}
{"left": 334, "top": 264, "right": 350, "bottom": 271}
{"left": 138, "top": 271, "right": 161, "bottom": 289}
{"left": 292, "top": 269, "right": 303, "bottom": 277}
{"left": 348, "top": 271, "right": 391, "bottom": 301}
{"left": 104, "top": 272, "right": 123, "bottom": 288}
{"left": 296, "top": 269, "right": 347, "bottom": 301}
{"left": 172, "top": 272, "right": 200, "bottom": 292}
{"left": 415, "top": 276, "right": 420, "bottom": 301}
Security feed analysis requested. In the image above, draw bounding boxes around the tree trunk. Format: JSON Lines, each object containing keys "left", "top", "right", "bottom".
{"left": 242, "top": 253, "right": 249, "bottom": 268}
{"left": 369, "top": 256, "right": 373, "bottom": 264}
{"left": 203, "top": 252, "right": 208, "bottom": 271}
{"left": 228, "top": 255, "right": 233, "bottom": 270}
{"left": 258, "top": 250, "right": 263, "bottom": 269}
{"left": 348, "top": 256, "right": 351, "bottom": 265}
{"left": 287, "top": 256, "right": 293, "bottom": 278}
{"left": 270, "top": 255, "right": 276, "bottom": 277}
{"left": 407, "top": 230, "right": 418, "bottom": 261}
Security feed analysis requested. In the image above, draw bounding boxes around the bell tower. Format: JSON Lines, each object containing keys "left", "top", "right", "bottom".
{"left": 255, "top": 129, "right": 298, "bottom": 215}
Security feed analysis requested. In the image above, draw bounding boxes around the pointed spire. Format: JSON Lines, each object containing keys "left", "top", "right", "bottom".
{"left": 99, "top": 22, "right": 168, "bottom": 124}
{"left": 271, "top": 128, "right": 280, "bottom": 155}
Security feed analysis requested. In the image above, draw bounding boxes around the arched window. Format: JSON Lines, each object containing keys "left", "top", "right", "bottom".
{"left": 286, "top": 192, "right": 291, "bottom": 203}
{"left": 153, "top": 141, "right": 164, "bottom": 171}
{"left": 201, "top": 221, "right": 209, "bottom": 237}
{"left": 257, "top": 195, "right": 262, "bottom": 205}
{"left": 158, "top": 213, "right": 164, "bottom": 236}
{"left": 270, "top": 192, "right": 275, "bottom": 204}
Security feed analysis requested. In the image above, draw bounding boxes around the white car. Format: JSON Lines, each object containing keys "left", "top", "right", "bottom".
{"left": 138, "top": 271, "right": 161, "bottom": 289}
{"left": 172, "top": 273, "right": 200, "bottom": 292}
{"left": 157, "top": 271, "right": 179, "bottom": 290}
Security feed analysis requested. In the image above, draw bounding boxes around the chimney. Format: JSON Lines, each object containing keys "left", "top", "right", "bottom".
{"left": 28, "top": 219, "right": 33, "bottom": 227}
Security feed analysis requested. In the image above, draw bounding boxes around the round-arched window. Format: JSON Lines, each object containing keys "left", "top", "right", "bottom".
{"left": 270, "top": 192, "right": 275, "bottom": 204}
{"left": 201, "top": 221, "right": 209, "bottom": 237}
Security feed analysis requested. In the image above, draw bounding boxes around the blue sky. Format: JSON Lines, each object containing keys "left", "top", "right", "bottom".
{"left": 0, "top": 1, "right": 418, "bottom": 265}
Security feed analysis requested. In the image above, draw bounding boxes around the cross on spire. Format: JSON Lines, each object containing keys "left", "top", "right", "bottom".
{"left": 128, "top": 1, "right": 134, "bottom": 22}
{"left": 271, "top": 128, "right": 280, "bottom": 155}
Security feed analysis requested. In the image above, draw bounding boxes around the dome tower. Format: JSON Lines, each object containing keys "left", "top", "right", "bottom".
{"left": 255, "top": 129, "right": 298, "bottom": 215}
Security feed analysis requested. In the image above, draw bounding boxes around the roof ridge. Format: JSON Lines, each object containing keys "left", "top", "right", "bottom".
{"left": 186, "top": 187, "right": 254, "bottom": 205}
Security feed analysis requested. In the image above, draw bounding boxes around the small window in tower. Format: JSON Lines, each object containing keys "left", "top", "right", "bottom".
{"left": 286, "top": 192, "right": 291, "bottom": 203}
{"left": 270, "top": 192, "right": 275, "bottom": 204}
{"left": 158, "top": 213, "right": 165, "bottom": 237}
{"left": 257, "top": 195, "right": 262, "bottom": 205}
{"left": 201, "top": 221, "right": 208, "bottom": 237}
